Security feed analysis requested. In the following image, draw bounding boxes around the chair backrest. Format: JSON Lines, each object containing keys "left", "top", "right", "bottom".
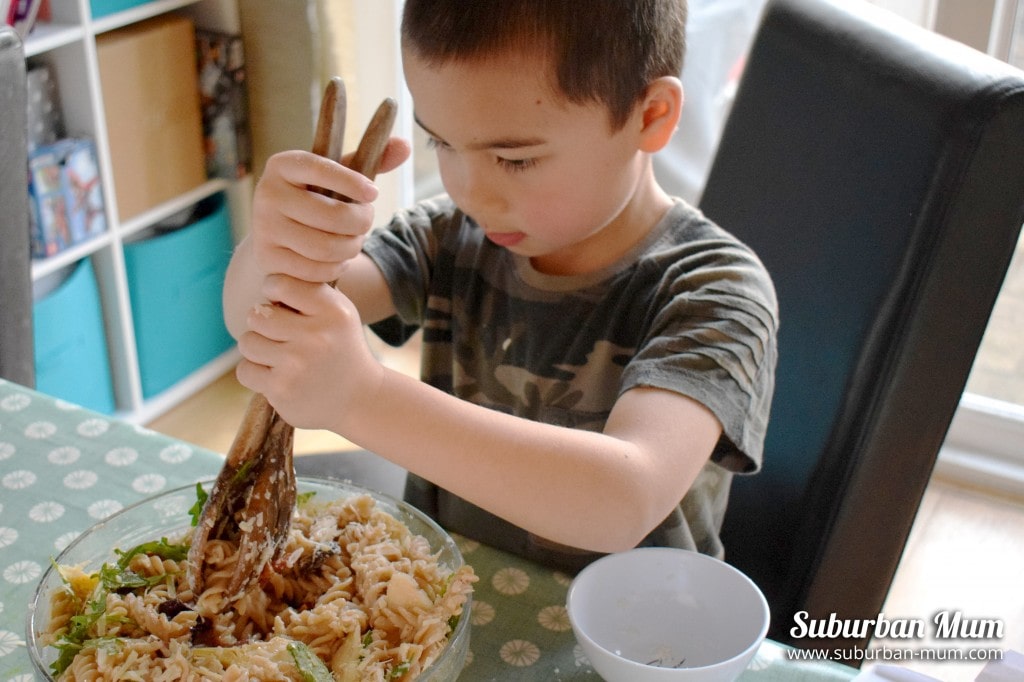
{"left": 699, "top": 0, "right": 1024, "bottom": 653}
{"left": 0, "top": 27, "right": 34, "bottom": 387}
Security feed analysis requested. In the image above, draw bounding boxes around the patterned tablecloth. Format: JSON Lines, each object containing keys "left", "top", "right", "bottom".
{"left": 0, "top": 378, "right": 857, "bottom": 681}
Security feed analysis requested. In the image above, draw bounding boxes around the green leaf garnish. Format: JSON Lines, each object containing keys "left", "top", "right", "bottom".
{"left": 98, "top": 563, "right": 163, "bottom": 591}
{"left": 51, "top": 636, "right": 123, "bottom": 676}
{"left": 48, "top": 536, "right": 187, "bottom": 674}
{"left": 287, "top": 641, "right": 333, "bottom": 682}
{"left": 189, "top": 482, "right": 209, "bottom": 526}
{"left": 50, "top": 591, "right": 109, "bottom": 676}
{"left": 114, "top": 537, "right": 189, "bottom": 569}
{"left": 232, "top": 458, "right": 256, "bottom": 484}
{"left": 51, "top": 639, "right": 82, "bottom": 676}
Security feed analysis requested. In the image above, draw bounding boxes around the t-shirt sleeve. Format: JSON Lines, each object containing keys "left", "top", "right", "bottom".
{"left": 361, "top": 197, "right": 456, "bottom": 344}
{"left": 620, "top": 235, "right": 778, "bottom": 474}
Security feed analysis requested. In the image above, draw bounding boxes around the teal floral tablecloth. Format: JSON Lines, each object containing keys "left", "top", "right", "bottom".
{"left": 0, "top": 380, "right": 224, "bottom": 681}
{"left": 0, "top": 379, "right": 856, "bottom": 681}
{"left": 451, "top": 532, "right": 856, "bottom": 681}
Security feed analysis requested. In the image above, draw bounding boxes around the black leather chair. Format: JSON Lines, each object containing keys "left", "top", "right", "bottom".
{"left": 699, "top": 0, "right": 1024, "bottom": 656}
{"left": 0, "top": 27, "right": 34, "bottom": 387}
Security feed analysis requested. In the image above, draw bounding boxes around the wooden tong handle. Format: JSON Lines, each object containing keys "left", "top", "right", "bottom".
{"left": 310, "top": 77, "right": 398, "bottom": 197}
{"left": 312, "top": 77, "right": 347, "bottom": 162}
{"left": 347, "top": 97, "right": 398, "bottom": 180}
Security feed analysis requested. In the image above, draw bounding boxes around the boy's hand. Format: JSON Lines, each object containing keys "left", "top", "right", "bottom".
{"left": 235, "top": 273, "right": 383, "bottom": 431}
{"left": 229, "top": 136, "right": 409, "bottom": 427}
{"left": 250, "top": 138, "right": 410, "bottom": 284}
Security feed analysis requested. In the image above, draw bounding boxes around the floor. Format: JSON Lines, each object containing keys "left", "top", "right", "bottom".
{"left": 876, "top": 477, "right": 1024, "bottom": 681}
{"left": 148, "top": 332, "right": 418, "bottom": 457}
{"left": 147, "top": 335, "right": 1024, "bottom": 682}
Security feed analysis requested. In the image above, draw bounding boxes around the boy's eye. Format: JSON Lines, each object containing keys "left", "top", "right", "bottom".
{"left": 425, "top": 134, "right": 537, "bottom": 173}
{"left": 425, "top": 136, "right": 451, "bottom": 151}
{"left": 496, "top": 156, "right": 538, "bottom": 173}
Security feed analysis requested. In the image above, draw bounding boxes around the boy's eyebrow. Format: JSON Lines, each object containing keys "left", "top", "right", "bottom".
{"left": 414, "top": 114, "right": 546, "bottom": 150}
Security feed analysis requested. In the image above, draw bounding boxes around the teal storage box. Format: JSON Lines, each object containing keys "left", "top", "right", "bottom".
{"left": 124, "top": 193, "right": 235, "bottom": 398}
{"left": 90, "top": 0, "right": 155, "bottom": 19}
{"left": 33, "top": 259, "right": 117, "bottom": 414}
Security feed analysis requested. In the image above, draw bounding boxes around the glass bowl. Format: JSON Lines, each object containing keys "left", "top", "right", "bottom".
{"left": 26, "top": 477, "right": 471, "bottom": 681}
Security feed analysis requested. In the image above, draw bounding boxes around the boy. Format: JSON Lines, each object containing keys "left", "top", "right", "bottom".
{"left": 223, "top": 0, "right": 778, "bottom": 572}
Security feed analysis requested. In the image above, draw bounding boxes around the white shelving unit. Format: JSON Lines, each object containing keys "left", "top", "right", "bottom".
{"left": 24, "top": 0, "right": 250, "bottom": 425}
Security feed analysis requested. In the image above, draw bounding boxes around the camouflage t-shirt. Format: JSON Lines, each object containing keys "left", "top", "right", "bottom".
{"left": 363, "top": 196, "right": 778, "bottom": 573}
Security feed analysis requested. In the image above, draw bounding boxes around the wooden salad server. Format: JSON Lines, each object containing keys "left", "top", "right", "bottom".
{"left": 187, "top": 77, "right": 397, "bottom": 602}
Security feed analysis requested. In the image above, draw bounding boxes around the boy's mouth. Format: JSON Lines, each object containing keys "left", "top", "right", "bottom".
{"left": 486, "top": 231, "right": 526, "bottom": 247}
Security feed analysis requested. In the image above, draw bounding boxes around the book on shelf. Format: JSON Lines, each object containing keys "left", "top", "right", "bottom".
{"left": 196, "top": 27, "right": 253, "bottom": 179}
{"left": 3, "top": 0, "right": 48, "bottom": 39}
{"left": 28, "top": 138, "right": 108, "bottom": 259}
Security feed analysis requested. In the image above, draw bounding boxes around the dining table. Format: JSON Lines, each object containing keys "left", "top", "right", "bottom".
{"left": 0, "top": 377, "right": 859, "bottom": 681}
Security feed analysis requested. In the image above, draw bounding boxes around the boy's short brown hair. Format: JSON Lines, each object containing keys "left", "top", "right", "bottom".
{"left": 401, "top": 0, "right": 687, "bottom": 130}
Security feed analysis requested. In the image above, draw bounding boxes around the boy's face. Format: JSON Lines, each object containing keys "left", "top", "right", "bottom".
{"left": 404, "top": 49, "right": 658, "bottom": 276}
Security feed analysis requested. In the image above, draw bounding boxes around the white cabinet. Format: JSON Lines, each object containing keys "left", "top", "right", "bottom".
{"left": 24, "top": 0, "right": 250, "bottom": 424}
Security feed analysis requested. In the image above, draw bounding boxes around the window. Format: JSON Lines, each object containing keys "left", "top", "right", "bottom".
{"left": 1012, "top": 0, "right": 1024, "bottom": 68}
{"left": 934, "top": 0, "right": 1024, "bottom": 496}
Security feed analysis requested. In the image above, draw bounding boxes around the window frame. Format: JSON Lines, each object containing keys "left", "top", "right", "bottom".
{"left": 879, "top": 0, "right": 1024, "bottom": 495}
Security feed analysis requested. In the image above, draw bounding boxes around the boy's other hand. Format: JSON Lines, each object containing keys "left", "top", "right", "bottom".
{"left": 236, "top": 273, "right": 384, "bottom": 431}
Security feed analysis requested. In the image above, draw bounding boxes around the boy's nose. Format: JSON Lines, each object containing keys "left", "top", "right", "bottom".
{"left": 459, "top": 172, "right": 507, "bottom": 218}
{"left": 447, "top": 159, "right": 507, "bottom": 216}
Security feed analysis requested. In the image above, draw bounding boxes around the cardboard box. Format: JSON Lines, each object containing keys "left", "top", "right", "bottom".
{"left": 196, "top": 28, "right": 252, "bottom": 179}
{"left": 28, "top": 138, "right": 107, "bottom": 257}
{"left": 96, "top": 15, "right": 206, "bottom": 221}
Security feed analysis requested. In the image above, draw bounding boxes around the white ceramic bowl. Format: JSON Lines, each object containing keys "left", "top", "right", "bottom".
{"left": 26, "top": 477, "right": 470, "bottom": 681}
{"left": 566, "top": 547, "right": 769, "bottom": 681}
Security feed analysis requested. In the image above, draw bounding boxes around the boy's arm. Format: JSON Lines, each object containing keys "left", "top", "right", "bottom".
{"left": 230, "top": 293, "right": 718, "bottom": 554}
{"left": 340, "top": 369, "right": 721, "bottom": 554}
{"left": 236, "top": 272, "right": 720, "bottom": 555}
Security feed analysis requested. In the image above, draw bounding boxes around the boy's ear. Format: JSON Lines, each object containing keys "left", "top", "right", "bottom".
{"left": 637, "top": 76, "right": 684, "bottom": 153}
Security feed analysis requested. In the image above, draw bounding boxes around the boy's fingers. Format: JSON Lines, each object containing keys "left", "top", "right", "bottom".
{"left": 236, "top": 328, "right": 282, "bottom": 364}
{"left": 258, "top": 274, "right": 338, "bottom": 318}
{"left": 235, "top": 356, "right": 272, "bottom": 394}
{"left": 271, "top": 212, "right": 368, "bottom": 262}
{"left": 245, "top": 303, "right": 294, "bottom": 342}
{"left": 340, "top": 136, "right": 410, "bottom": 176}
{"left": 257, "top": 245, "right": 330, "bottom": 284}
{"left": 272, "top": 150, "right": 379, "bottom": 203}
{"left": 377, "top": 137, "right": 412, "bottom": 174}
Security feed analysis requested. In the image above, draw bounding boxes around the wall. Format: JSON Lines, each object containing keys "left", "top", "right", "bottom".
{"left": 235, "top": 0, "right": 410, "bottom": 227}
